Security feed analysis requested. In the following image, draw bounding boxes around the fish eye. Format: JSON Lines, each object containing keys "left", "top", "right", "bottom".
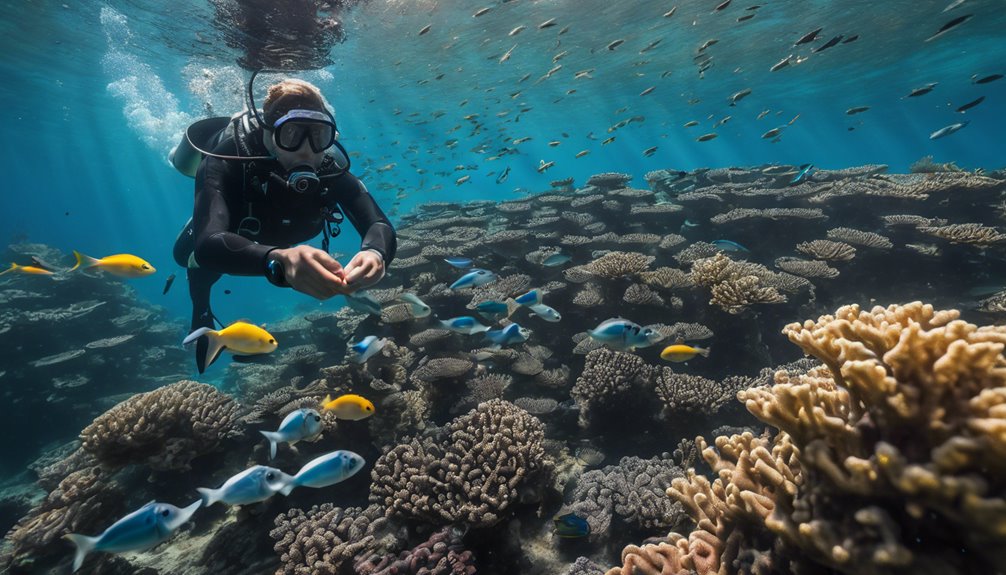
{"left": 314, "top": 415, "right": 321, "bottom": 422}
{"left": 161, "top": 509, "right": 170, "bottom": 517}
{"left": 366, "top": 405, "right": 373, "bottom": 411}
{"left": 266, "top": 472, "right": 275, "bottom": 480}
{"left": 268, "top": 338, "right": 276, "bottom": 344}
{"left": 141, "top": 264, "right": 150, "bottom": 270}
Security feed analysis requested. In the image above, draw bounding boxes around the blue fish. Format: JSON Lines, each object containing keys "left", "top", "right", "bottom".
{"left": 348, "top": 335, "right": 388, "bottom": 363}
{"left": 259, "top": 408, "right": 324, "bottom": 459}
{"left": 440, "top": 315, "right": 490, "bottom": 334}
{"left": 344, "top": 290, "right": 382, "bottom": 316}
{"left": 495, "top": 166, "right": 511, "bottom": 184}
{"left": 485, "top": 323, "right": 531, "bottom": 348}
{"left": 396, "top": 292, "right": 432, "bottom": 318}
{"left": 280, "top": 450, "right": 366, "bottom": 495}
{"left": 528, "top": 303, "right": 561, "bottom": 322}
{"left": 541, "top": 253, "right": 571, "bottom": 267}
{"left": 450, "top": 268, "right": 498, "bottom": 290}
{"left": 197, "top": 465, "right": 293, "bottom": 507}
{"left": 711, "top": 239, "right": 750, "bottom": 253}
{"left": 514, "top": 289, "right": 542, "bottom": 306}
{"left": 476, "top": 300, "right": 510, "bottom": 315}
{"left": 588, "top": 318, "right": 664, "bottom": 351}
{"left": 553, "top": 513, "right": 590, "bottom": 538}
{"left": 64, "top": 500, "right": 202, "bottom": 572}
{"left": 789, "top": 163, "right": 814, "bottom": 185}
{"left": 444, "top": 256, "right": 474, "bottom": 269}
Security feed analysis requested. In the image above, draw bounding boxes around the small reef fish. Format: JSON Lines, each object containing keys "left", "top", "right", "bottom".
{"left": 196, "top": 465, "right": 293, "bottom": 507}
{"left": 65, "top": 500, "right": 201, "bottom": 572}
{"left": 537, "top": 160, "right": 555, "bottom": 173}
{"left": 183, "top": 321, "right": 278, "bottom": 373}
{"left": 790, "top": 163, "right": 815, "bottom": 185}
{"left": 729, "top": 88, "right": 752, "bottom": 106}
{"left": 956, "top": 96, "right": 985, "bottom": 113}
{"left": 846, "top": 106, "right": 870, "bottom": 115}
{"left": 943, "top": 0, "right": 966, "bottom": 12}
{"left": 456, "top": 175, "right": 471, "bottom": 185}
{"left": 476, "top": 299, "right": 520, "bottom": 318}
{"left": 162, "top": 273, "right": 175, "bottom": 295}
{"left": 972, "top": 73, "right": 1003, "bottom": 84}
{"left": 344, "top": 291, "right": 383, "bottom": 316}
{"left": 683, "top": 120, "right": 699, "bottom": 127}
{"left": 450, "top": 268, "right": 498, "bottom": 290}
{"left": 495, "top": 166, "right": 511, "bottom": 184}
{"left": 347, "top": 335, "right": 388, "bottom": 363}
{"left": 259, "top": 408, "right": 323, "bottom": 459}
{"left": 0, "top": 262, "right": 54, "bottom": 276}
{"left": 761, "top": 126, "right": 784, "bottom": 139}
{"left": 553, "top": 513, "right": 591, "bottom": 538}
{"left": 542, "top": 253, "right": 571, "bottom": 267}
{"left": 396, "top": 292, "right": 432, "bottom": 317}
{"left": 418, "top": 24, "right": 431, "bottom": 35}
{"left": 906, "top": 82, "right": 938, "bottom": 98}
{"left": 643, "top": 146, "right": 658, "bottom": 157}
{"left": 588, "top": 318, "right": 663, "bottom": 351}
{"left": 70, "top": 250, "right": 155, "bottom": 278}
{"left": 280, "top": 450, "right": 366, "bottom": 495}
{"left": 485, "top": 323, "right": 531, "bottom": 348}
{"left": 925, "top": 14, "right": 972, "bottom": 42}
{"left": 929, "top": 121, "right": 969, "bottom": 140}
{"left": 322, "top": 393, "right": 376, "bottom": 420}
{"left": 515, "top": 289, "right": 542, "bottom": 306}
{"left": 575, "top": 150, "right": 590, "bottom": 158}
{"left": 660, "top": 344, "right": 711, "bottom": 362}
{"left": 444, "top": 256, "right": 474, "bottom": 268}
{"left": 712, "top": 239, "right": 749, "bottom": 253}
{"left": 811, "top": 35, "right": 843, "bottom": 53}
{"left": 440, "top": 316, "right": 491, "bottom": 334}
{"left": 509, "top": 25, "right": 526, "bottom": 36}
{"left": 770, "top": 55, "right": 792, "bottom": 72}
{"left": 794, "top": 27, "right": 823, "bottom": 46}
{"left": 696, "top": 133, "right": 718, "bottom": 142}
{"left": 499, "top": 44, "right": 516, "bottom": 64}
{"left": 607, "top": 39, "right": 625, "bottom": 50}
{"left": 527, "top": 303, "right": 561, "bottom": 322}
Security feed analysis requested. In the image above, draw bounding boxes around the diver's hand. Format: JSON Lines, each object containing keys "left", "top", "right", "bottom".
{"left": 343, "top": 250, "right": 385, "bottom": 292}
{"left": 271, "top": 246, "right": 348, "bottom": 300}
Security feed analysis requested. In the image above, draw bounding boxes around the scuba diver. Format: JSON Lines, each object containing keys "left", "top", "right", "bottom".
{"left": 170, "top": 72, "right": 396, "bottom": 372}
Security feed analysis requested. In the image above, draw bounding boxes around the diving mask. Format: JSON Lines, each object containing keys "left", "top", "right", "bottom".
{"left": 269, "top": 109, "right": 338, "bottom": 153}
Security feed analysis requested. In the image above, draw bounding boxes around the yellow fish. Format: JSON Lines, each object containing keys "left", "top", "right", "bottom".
{"left": 321, "top": 394, "right": 376, "bottom": 420}
{"left": 183, "top": 321, "right": 278, "bottom": 373}
{"left": 660, "top": 344, "right": 710, "bottom": 363}
{"left": 0, "top": 262, "right": 54, "bottom": 276}
{"left": 71, "top": 251, "right": 155, "bottom": 278}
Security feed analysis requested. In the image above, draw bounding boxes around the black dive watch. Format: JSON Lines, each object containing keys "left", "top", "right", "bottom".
{"left": 265, "top": 255, "right": 288, "bottom": 287}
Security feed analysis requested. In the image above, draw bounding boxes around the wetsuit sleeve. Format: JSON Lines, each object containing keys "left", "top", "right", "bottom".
{"left": 192, "top": 155, "right": 275, "bottom": 276}
{"left": 336, "top": 173, "right": 398, "bottom": 265}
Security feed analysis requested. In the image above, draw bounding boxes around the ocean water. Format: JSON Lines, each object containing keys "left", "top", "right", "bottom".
{"left": 2, "top": 0, "right": 1006, "bottom": 573}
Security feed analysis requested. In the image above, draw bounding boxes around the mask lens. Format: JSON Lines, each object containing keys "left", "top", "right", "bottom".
{"left": 273, "top": 110, "right": 336, "bottom": 152}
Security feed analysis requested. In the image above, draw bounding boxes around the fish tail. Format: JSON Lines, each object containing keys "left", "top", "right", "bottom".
{"left": 700, "top": 346, "right": 711, "bottom": 357}
{"left": 70, "top": 250, "right": 101, "bottom": 272}
{"left": 64, "top": 533, "right": 98, "bottom": 572}
{"left": 0, "top": 263, "right": 16, "bottom": 276}
{"left": 504, "top": 298, "right": 520, "bottom": 318}
{"left": 196, "top": 487, "right": 220, "bottom": 507}
{"left": 259, "top": 430, "right": 282, "bottom": 459}
{"left": 279, "top": 477, "right": 298, "bottom": 496}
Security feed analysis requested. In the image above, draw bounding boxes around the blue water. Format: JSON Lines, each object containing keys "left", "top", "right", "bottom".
{"left": 2, "top": 0, "right": 1004, "bottom": 331}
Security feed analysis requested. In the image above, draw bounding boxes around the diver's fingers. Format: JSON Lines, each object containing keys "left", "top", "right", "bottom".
{"left": 312, "top": 251, "right": 346, "bottom": 278}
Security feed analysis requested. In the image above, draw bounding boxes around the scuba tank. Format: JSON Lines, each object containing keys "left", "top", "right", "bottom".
{"left": 168, "top": 116, "right": 234, "bottom": 178}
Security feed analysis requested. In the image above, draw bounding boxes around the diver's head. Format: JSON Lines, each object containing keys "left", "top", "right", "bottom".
{"left": 261, "top": 79, "right": 338, "bottom": 174}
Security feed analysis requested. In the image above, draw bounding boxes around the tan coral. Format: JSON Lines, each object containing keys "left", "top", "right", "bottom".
{"left": 796, "top": 239, "right": 857, "bottom": 261}
{"left": 918, "top": 222, "right": 1006, "bottom": 246}
{"left": 826, "top": 227, "right": 893, "bottom": 249}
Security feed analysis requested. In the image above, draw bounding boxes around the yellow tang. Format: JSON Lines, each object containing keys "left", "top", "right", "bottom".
{"left": 0, "top": 263, "right": 55, "bottom": 276}
{"left": 183, "top": 321, "right": 278, "bottom": 373}
{"left": 71, "top": 250, "right": 155, "bottom": 278}
{"left": 660, "top": 344, "right": 710, "bottom": 363}
{"left": 321, "top": 394, "right": 376, "bottom": 420}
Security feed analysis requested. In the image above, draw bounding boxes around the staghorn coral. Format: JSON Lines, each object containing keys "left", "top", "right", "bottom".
{"left": 674, "top": 241, "right": 722, "bottom": 266}
{"left": 612, "top": 301, "right": 1006, "bottom": 575}
{"left": 271, "top": 504, "right": 390, "bottom": 575}
{"left": 451, "top": 373, "right": 513, "bottom": 413}
{"left": 640, "top": 267, "right": 693, "bottom": 290}
{"left": 918, "top": 222, "right": 1006, "bottom": 246}
{"left": 369, "top": 400, "right": 548, "bottom": 528}
{"left": 567, "top": 454, "right": 689, "bottom": 543}
{"left": 882, "top": 214, "right": 946, "bottom": 228}
{"left": 582, "top": 251, "right": 654, "bottom": 279}
{"left": 795, "top": 239, "right": 857, "bottom": 261}
{"left": 354, "top": 526, "right": 476, "bottom": 575}
{"left": 710, "top": 207, "right": 826, "bottom": 225}
{"left": 654, "top": 370, "right": 754, "bottom": 416}
{"left": 570, "top": 349, "right": 654, "bottom": 428}
{"left": 623, "top": 283, "right": 664, "bottom": 306}
{"left": 691, "top": 254, "right": 787, "bottom": 314}
{"left": 534, "top": 365, "right": 570, "bottom": 388}
{"left": 571, "top": 283, "right": 606, "bottom": 307}
{"left": 79, "top": 381, "right": 241, "bottom": 471}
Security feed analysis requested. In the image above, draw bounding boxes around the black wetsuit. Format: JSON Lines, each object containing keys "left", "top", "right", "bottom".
{"left": 173, "top": 115, "right": 396, "bottom": 333}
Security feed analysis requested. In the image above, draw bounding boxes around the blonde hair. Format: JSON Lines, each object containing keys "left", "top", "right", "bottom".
{"left": 262, "top": 79, "right": 330, "bottom": 126}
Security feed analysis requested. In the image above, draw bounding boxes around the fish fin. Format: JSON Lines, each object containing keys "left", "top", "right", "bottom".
{"left": 699, "top": 346, "right": 711, "bottom": 357}
{"left": 63, "top": 533, "right": 98, "bottom": 572}
{"left": 259, "top": 430, "right": 281, "bottom": 459}
{"left": 0, "top": 263, "right": 16, "bottom": 276}
{"left": 70, "top": 250, "right": 101, "bottom": 272}
{"left": 321, "top": 394, "right": 332, "bottom": 410}
{"left": 196, "top": 487, "right": 219, "bottom": 507}
{"left": 201, "top": 338, "right": 227, "bottom": 372}
{"left": 504, "top": 298, "right": 520, "bottom": 318}
{"left": 182, "top": 327, "right": 215, "bottom": 347}
{"left": 279, "top": 479, "right": 298, "bottom": 496}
